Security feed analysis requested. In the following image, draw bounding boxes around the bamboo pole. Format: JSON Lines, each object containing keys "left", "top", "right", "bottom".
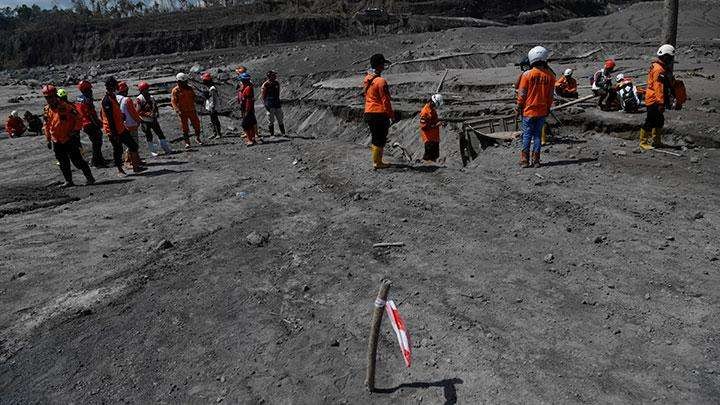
{"left": 365, "top": 279, "right": 392, "bottom": 392}
{"left": 663, "top": 0, "right": 679, "bottom": 46}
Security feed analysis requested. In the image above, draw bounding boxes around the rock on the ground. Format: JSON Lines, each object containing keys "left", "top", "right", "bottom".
{"left": 246, "top": 231, "right": 267, "bottom": 246}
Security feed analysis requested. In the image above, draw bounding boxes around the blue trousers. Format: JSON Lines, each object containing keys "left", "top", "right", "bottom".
{"left": 522, "top": 116, "right": 546, "bottom": 153}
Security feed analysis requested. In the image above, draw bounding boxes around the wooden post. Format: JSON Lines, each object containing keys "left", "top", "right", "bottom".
{"left": 436, "top": 69, "right": 449, "bottom": 94}
{"left": 662, "top": 0, "right": 679, "bottom": 46}
{"left": 365, "top": 279, "right": 392, "bottom": 392}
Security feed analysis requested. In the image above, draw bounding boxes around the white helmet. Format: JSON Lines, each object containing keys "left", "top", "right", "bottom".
{"left": 615, "top": 73, "right": 625, "bottom": 83}
{"left": 431, "top": 93, "right": 444, "bottom": 107}
{"left": 564, "top": 68, "right": 573, "bottom": 77}
{"left": 657, "top": 44, "right": 675, "bottom": 57}
{"left": 10, "top": 110, "right": 18, "bottom": 117}
{"left": 176, "top": 72, "right": 188, "bottom": 82}
{"left": 528, "top": 46, "right": 550, "bottom": 64}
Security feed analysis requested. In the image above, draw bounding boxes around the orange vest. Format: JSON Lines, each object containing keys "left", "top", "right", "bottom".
{"left": 555, "top": 75, "right": 578, "bottom": 94}
{"left": 171, "top": 85, "right": 196, "bottom": 113}
{"left": 645, "top": 60, "right": 668, "bottom": 107}
{"left": 43, "top": 101, "right": 79, "bottom": 144}
{"left": 100, "top": 93, "right": 127, "bottom": 137}
{"left": 419, "top": 103, "right": 440, "bottom": 143}
{"left": 363, "top": 73, "right": 393, "bottom": 118}
{"left": 517, "top": 67, "right": 556, "bottom": 117}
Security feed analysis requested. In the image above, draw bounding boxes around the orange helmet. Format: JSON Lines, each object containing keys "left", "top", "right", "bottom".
{"left": 137, "top": 81, "right": 150, "bottom": 92}
{"left": 117, "top": 81, "right": 129, "bottom": 93}
{"left": 78, "top": 80, "right": 92, "bottom": 92}
{"left": 41, "top": 84, "right": 57, "bottom": 97}
{"left": 201, "top": 72, "right": 212, "bottom": 82}
{"left": 604, "top": 59, "right": 616, "bottom": 70}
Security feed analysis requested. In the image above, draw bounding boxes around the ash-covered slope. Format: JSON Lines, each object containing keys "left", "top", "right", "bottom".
{"left": 0, "top": 0, "right": 639, "bottom": 69}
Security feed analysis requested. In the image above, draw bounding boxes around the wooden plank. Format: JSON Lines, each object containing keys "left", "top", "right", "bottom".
{"left": 552, "top": 94, "right": 596, "bottom": 111}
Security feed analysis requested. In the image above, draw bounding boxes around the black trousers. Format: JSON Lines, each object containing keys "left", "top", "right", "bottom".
{"left": 83, "top": 125, "right": 105, "bottom": 166}
{"left": 53, "top": 141, "right": 92, "bottom": 183}
{"left": 141, "top": 120, "right": 166, "bottom": 142}
{"left": 109, "top": 131, "right": 139, "bottom": 169}
{"left": 209, "top": 112, "right": 221, "bottom": 137}
{"left": 643, "top": 104, "right": 665, "bottom": 130}
{"left": 423, "top": 142, "right": 440, "bottom": 161}
{"left": 365, "top": 113, "right": 390, "bottom": 147}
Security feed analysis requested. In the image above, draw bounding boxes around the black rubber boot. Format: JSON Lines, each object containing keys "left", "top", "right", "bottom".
{"left": 268, "top": 123, "right": 275, "bottom": 137}
{"left": 279, "top": 124, "right": 286, "bottom": 136}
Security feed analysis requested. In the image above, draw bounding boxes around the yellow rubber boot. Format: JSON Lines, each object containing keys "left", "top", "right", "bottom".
{"left": 651, "top": 128, "right": 663, "bottom": 148}
{"left": 541, "top": 125, "right": 548, "bottom": 146}
{"left": 639, "top": 128, "right": 654, "bottom": 150}
{"left": 372, "top": 145, "right": 390, "bottom": 170}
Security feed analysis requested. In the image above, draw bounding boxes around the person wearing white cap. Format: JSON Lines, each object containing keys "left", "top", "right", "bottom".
{"left": 419, "top": 94, "right": 446, "bottom": 163}
{"left": 5, "top": 110, "right": 26, "bottom": 138}
{"left": 640, "top": 44, "right": 683, "bottom": 150}
{"left": 171, "top": 72, "right": 202, "bottom": 148}
{"left": 555, "top": 68, "right": 578, "bottom": 99}
{"left": 516, "top": 46, "right": 556, "bottom": 168}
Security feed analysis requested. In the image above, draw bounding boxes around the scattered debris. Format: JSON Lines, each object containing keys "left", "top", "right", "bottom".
{"left": 373, "top": 242, "right": 405, "bottom": 248}
{"left": 156, "top": 239, "right": 174, "bottom": 250}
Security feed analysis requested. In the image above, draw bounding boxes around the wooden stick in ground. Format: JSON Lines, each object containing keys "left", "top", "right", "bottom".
{"left": 365, "top": 279, "right": 392, "bottom": 392}
{"left": 436, "top": 69, "right": 449, "bottom": 93}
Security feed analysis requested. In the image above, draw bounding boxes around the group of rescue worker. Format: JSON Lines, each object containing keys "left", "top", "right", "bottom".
{"left": 361, "top": 42, "right": 685, "bottom": 169}
{"left": 25, "top": 68, "right": 287, "bottom": 186}
{"left": 4, "top": 41, "right": 687, "bottom": 184}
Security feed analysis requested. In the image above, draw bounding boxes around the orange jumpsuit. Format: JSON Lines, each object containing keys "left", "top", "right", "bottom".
{"left": 171, "top": 84, "right": 201, "bottom": 136}
{"left": 5, "top": 116, "right": 25, "bottom": 137}
{"left": 419, "top": 103, "right": 440, "bottom": 144}
{"left": 554, "top": 75, "right": 578, "bottom": 98}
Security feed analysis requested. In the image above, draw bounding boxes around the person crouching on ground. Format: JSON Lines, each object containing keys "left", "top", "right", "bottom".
{"left": 364, "top": 53, "right": 396, "bottom": 170}
{"left": 136, "top": 81, "right": 173, "bottom": 156}
{"left": 419, "top": 94, "right": 446, "bottom": 163}
{"left": 41, "top": 84, "right": 95, "bottom": 187}
{"left": 24, "top": 111, "right": 43, "bottom": 136}
{"left": 171, "top": 72, "right": 203, "bottom": 149}
{"left": 516, "top": 46, "right": 556, "bottom": 168}
{"left": 239, "top": 72, "right": 259, "bottom": 146}
{"left": 5, "top": 111, "right": 25, "bottom": 138}
{"left": 100, "top": 77, "right": 145, "bottom": 175}
{"left": 261, "top": 70, "right": 286, "bottom": 137}
{"left": 201, "top": 73, "right": 222, "bottom": 140}
{"left": 555, "top": 69, "right": 578, "bottom": 99}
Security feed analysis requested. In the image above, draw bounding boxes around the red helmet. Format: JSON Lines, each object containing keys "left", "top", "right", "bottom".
{"left": 201, "top": 73, "right": 212, "bottom": 82}
{"left": 137, "top": 81, "right": 150, "bottom": 92}
{"left": 41, "top": 84, "right": 57, "bottom": 97}
{"left": 78, "top": 80, "right": 92, "bottom": 92}
{"left": 604, "top": 59, "right": 616, "bottom": 70}
{"left": 117, "top": 81, "right": 129, "bottom": 93}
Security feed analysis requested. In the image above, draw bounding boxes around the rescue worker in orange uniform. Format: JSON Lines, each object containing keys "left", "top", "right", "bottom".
{"left": 75, "top": 80, "right": 108, "bottom": 167}
{"left": 171, "top": 72, "right": 202, "bottom": 149}
{"left": 239, "top": 72, "right": 258, "bottom": 146}
{"left": 516, "top": 46, "right": 556, "bottom": 168}
{"left": 364, "top": 53, "right": 396, "bottom": 169}
{"left": 5, "top": 111, "right": 25, "bottom": 137}
{"left": 640, "top": 44, "right": 679, "bottom": 150}
{"left": 42, "top": 84, "right": 95, "bottom": 187}
{"left": 555, "top": 68, "right": 578, "bottom": 99}
{"left": 419, "top": 94, "right": 446, "bottom": 163}
{"left": 100, "top": 77, "right": 144, "bottom": 175}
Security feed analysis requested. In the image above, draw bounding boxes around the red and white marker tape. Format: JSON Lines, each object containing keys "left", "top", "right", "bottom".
{"left": 385, "top": 300, "right": 412, "bottom": 368}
